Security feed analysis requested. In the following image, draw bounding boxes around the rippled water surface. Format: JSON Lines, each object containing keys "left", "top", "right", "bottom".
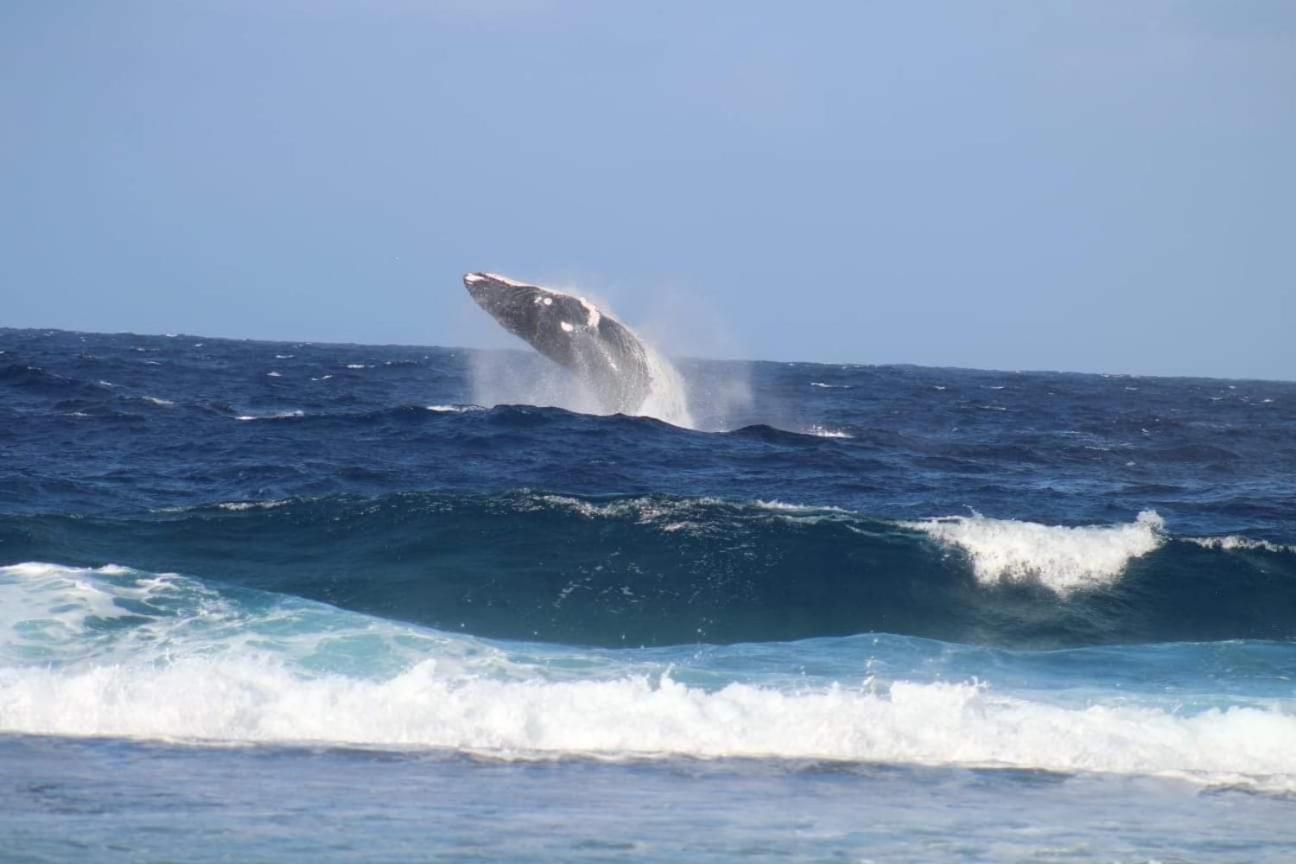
{"left": 3, "top": 327, "right": 1294, "bottom": 861}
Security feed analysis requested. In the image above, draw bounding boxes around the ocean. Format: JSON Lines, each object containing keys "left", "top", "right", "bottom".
{"left": 2, "top": 326, "right": 1295, "bottom": 862}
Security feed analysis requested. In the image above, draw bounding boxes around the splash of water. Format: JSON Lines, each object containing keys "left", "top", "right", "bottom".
{"left": 469, "top": 335, "right": 695, "bottom": 429}
{"left": 637, "top": 345, "right": 694, "bottom": 428}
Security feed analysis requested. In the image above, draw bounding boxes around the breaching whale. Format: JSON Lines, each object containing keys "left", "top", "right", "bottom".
{"left": 464, "top": 272, "right": 654, "bottom": 415}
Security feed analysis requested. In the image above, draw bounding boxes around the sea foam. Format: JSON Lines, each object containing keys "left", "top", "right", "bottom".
{"left": 903, "top": 511, "right": 1166, "bottom": 594}
{"left": 3, "top": 644, "right": 1294, "bottom": 793}
{"left": 2, "top": 562, "right": 1294, "bottom": 792}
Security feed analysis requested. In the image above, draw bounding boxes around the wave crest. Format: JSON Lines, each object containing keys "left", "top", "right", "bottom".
{"left": 3, "top": 498, "right": 1294, "bottom": 647}
{"left": 904, "top": 511, "right": 1166, "bottom": 594}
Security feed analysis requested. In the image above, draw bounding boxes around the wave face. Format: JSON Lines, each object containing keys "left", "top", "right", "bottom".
{"left": 4, "top": 494, "right": 1295, "bottom": 648}
{"left": 3, "top": 327, "right": 1296, "bottom": 799}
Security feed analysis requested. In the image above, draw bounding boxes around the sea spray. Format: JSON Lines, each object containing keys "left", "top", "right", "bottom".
{"left": 469, "top": 327, "right": 694, "bottom": 428}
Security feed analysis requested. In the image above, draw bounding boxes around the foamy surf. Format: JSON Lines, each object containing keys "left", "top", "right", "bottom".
{"left": 1185, "top": 535, "right": 1295, "bottom": 554}
{"left": 903, "top": 511, "right": 1166, "bottom": 594}
{"left": 2, "top": 562, "right": 1294, "bottom": 793}
{"left": 5, "top": 659, "right": 1295, "bottom": 792}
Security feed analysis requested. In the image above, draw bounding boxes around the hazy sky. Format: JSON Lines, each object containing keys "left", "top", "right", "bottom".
{"left": 3, "top": 1, "right": 1293, "bottom": 379}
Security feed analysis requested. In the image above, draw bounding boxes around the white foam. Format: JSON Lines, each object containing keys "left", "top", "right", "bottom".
{"left": 805, "top": 424, "right": 853, "bottom": 439}
{"left": 345, "top": 364, "right": 368, "bottom": 370}
{"left": 425, "top": 404, "right": 484, "bottom": 413}
{"left": 266, "top": 371, "right": 282, "bottom": 377}
{"left": 753, "top": 500, "right": 848, "bottom": 514}
{"left": 904, "top": 512, "right": 1166, "bottom": 594}
{"left": 1185, "top": 536, "right": 1294, "bottom": 554}
{"left": 0, "top": 658, "right": 1291, "bottom": 792}
{"left": 235, "top": 410, "right": 305, "bottom": 421}
{"left": 536, "top": 494, "right": 721, "bottom": 525}
{"left": 142, "top": 396, "right": 174, "bottom": 407}
{"left": 560, "top": 321, "right": 574, "bottom": 333}
{"left": 216, "top": 500, "right": 290, "bottom": 512}
{"left": 0, "top": 563, "right": 136, "bottom": 636}
{"left": 810, "top": 382, "right": 852, "bottom": 389}
{"left": 1, "top": 565, "right": 1294, "bottom": 791}
{"left": 752, "top": 500, "right": 852, "bottom": 526}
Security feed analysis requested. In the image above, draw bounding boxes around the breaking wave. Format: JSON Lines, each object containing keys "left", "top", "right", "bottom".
{"left": 2, "top": 563, "right": 1294, "bottom": 793}
{"left": 903, "top": 510, "right": 1166, "bottom": 594}
{"left": 3, "top": 494, "right": 1294, "bottom": 648}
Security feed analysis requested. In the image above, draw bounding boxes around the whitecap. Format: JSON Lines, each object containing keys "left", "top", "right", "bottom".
{"left": 235, "top": 410, "right": 305, "bottom": 421}
{"left": 1185, "top": 536, "right": 1294, "bottom": 554}
{"left": 903, "top": 511, "right": 1166, "bottom": 594}
{"left": 804, "top": 424, "right": 854, "bottom": 439}
{"left": 425, "top": 404, "right": 485, "bottom": 414}
{"left": 216, "top": 500, "right": 291, "bottom": 512}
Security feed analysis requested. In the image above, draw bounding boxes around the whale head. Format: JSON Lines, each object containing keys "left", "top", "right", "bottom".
{"left": 464, "top": 272, "right": 603, "bottom": 366}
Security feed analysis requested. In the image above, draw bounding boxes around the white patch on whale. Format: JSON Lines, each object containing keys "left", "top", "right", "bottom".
{"left": 578, "top": 298, "right": 601, "bottom": 327}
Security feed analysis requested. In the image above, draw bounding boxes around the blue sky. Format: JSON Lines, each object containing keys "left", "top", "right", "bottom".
{"left": 3, "top": 1, "right": 1293, "bottom": 379}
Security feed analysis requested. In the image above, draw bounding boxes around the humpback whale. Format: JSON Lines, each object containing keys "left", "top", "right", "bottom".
{"left": 464, "top": 272, "right": 654, "bottom": 415}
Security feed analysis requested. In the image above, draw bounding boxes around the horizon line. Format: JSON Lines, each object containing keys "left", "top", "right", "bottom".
{"left": 2, "top": 324, "right": 1293, "bottom": 387}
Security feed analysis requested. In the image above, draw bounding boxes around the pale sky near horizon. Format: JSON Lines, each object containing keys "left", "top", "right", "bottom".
{"left": 3, "top": 1, "right": 1294, "bottom": 379}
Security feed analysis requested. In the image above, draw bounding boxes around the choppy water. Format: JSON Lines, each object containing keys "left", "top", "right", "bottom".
{"left": 3, "top": 327, "right": 1295, "bottom": 861}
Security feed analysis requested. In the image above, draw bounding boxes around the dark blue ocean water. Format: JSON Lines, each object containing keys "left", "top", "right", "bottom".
{"left": 3, "top": 327, "right": 1295, "bottom": 861}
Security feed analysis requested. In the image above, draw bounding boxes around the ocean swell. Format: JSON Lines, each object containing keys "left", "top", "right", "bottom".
{"left": 2, "top": 494, "right": 1294, "bottom": 648}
